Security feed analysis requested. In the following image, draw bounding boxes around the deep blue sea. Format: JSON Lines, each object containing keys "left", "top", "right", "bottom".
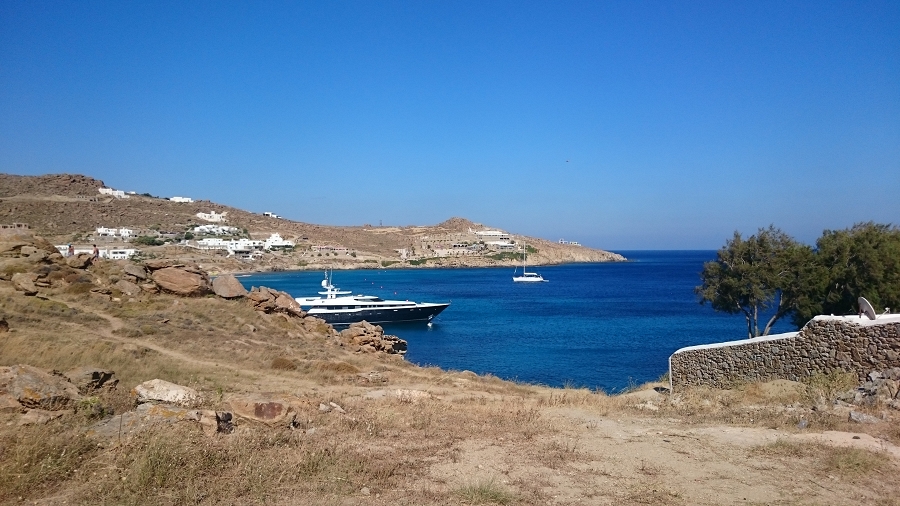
{"left": 239, "top": 251, "right": 794, "bottom": 392}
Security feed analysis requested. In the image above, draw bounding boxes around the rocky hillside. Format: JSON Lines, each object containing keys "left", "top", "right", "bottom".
{"left": 0, "top": 173, "right": 625, "bottom": 266}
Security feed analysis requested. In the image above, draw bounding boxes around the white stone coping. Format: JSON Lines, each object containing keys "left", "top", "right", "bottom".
{"left": 812, "top": 313, "right": 900, "bottom": 327}
{"left": 671, "top": 331, "right": 800, "bottom": 356}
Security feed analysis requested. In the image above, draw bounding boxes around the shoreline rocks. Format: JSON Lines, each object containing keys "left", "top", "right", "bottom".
{"left": 338, "top": 321, "right": 407, "bottom": 355}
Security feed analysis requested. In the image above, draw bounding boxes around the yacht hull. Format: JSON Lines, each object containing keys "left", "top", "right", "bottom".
{"left": 308, "top": 303, "right": 450, "bottom": 325}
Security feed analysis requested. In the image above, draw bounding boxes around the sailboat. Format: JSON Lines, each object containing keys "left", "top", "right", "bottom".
{"left": 513, "top": 243, "right": 547, "bottom": 282}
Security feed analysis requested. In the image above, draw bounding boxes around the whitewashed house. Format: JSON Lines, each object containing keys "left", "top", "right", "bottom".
{"left": 264, "top": 233, "right": 294, "bottom": 250}
{"left": 55, "top": 246, "right": 138, "bottom": 259}
{"left": 170, "top": 196, "right": 193, "bottom": 203}
{"left": 96, "top": 227, "right": 118, "bottom": 237}
{"left": 98, "top": 188, "right": 128, "bottom": 198}
{"left": 196, "top": 211, "right": 227, "bottom": 222}
{"left": 119, "top": 228, "right": 133, "bottom": 238}
{"left": 193, "top": 224, "right": 239, "bottom": 235}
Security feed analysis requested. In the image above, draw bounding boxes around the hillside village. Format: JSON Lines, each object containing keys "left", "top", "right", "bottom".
{"left": 0, "top": 173, "right": 625, "bottom": 273}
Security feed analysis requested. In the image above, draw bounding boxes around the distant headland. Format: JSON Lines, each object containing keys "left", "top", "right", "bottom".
{"left": 0, "top": 173, "right": 625, "bottom": 274}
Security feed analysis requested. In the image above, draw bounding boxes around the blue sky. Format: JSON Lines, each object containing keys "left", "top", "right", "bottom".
{"left": 1, "top": 1, "right": 898, "bottom": 249}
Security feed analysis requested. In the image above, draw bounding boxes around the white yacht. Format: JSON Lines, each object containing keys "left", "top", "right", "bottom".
{"left": 513, "top": 243, "right": 547, "bottom": 283}
{"left": 296, "top": 272, "right": 450, "bottom": 325}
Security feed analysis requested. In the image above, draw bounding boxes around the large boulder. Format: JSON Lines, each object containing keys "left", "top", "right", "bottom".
{"left": 30, "top": 236, "right": 64, "bottom": 257}
{"left": 1, "top": 364, "right": 81, "bottom": 410}
{"left": 120, "top": 261, "right": 148, "bottom": 280}
{"left": 115, "top": 279, "right": 142, "bottom": 296}
{"left": 246, "top": 286, "right": 306, "bottom": 317}
{"left": 11, "top": 272, "right": 38, "bottom": 295}
{"left": 88, "top": 403, "right": 233, "bottom": 440}
{"left": 66, "top": 253, "right": 94, "bottom": 269}
{"left": 226, "top": 394, "right": 296, "bottom": 425}
{"left": 212, "top": 274, "right": 248, "bottom": 299}
{"left": 63, "top": 367, "right": 118, "bottom": 394}
{"left": 151, "top": 267, "right": 211, "bottom": 296}
{"left": 143, "top": 259, "right": 180, "bottom": 271}
{"left": 133, "top": 379, "right": 202, "bottom": 407}
{"left": 338, "top": 321, "right": 407, "bottom": 355}
{"left": 274, "top": 292, "right": 305, "bottom": 316}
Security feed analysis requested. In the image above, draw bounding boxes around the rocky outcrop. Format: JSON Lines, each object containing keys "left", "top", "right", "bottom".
{"left": 120, "top": 261, "right": 148, "bottom": 280}
{"left": 115, "top": 279, "right": 141, "bottom": 296}
{"left": 133, "top": 379, "right": 202, "bottom": 407}
{"left": 0, "top": 364, "right": 81, "bottom": 411}
{"left": 62, "top": 367, "right": 118, "bottom": 394}
{"left": 66, "top": 253, "right": 94, "bottom": 269}
{"left": 338, "top": 321, "right": 407, "bottom": 355}
{"left": 212, "top": 274, "right": 248, "bottom": 298}
{"left": 151, "top": 266, "right": 211, "bottom": 296}
{"left": 143, "top": 259, "right": 180, "bottom": 270}
{"left": 226, "top": 394, "right": 297, "bottom": 426}
{"left": 11, "top": 272, "right": 38, "bottom": 295}
{"left": 838, "top": 368, "right": 900, "bottom": 410}
{"left": 89, "top": 403, "right": 233, "bottom": 439}
{"left": 247, "top": 286, "right": 305, "bottom": 316}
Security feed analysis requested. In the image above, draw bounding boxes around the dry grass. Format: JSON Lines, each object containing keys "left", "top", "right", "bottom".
{"left": 754, "top": 439, "right": 892, "bottom": 479}
{"left": 0, "top": 422, "right": 99, "bottom": 502}
{"left": 2, "top": 286, "right": 900, "bottom": 505}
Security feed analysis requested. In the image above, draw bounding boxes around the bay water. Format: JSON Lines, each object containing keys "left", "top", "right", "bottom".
{"left": 240, "top": 251, "right": 794, "bottom": 392}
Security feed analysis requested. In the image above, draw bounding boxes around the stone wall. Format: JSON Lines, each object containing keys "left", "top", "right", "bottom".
{"left": 669, "top": 316, "right": 900, "bottom": 390}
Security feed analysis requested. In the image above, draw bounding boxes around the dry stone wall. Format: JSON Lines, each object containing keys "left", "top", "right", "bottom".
{"left": 669, "top": 316, "right": 900, "bottom": 390}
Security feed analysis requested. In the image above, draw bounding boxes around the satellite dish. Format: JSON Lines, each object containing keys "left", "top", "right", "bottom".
{"left": 321, "top": 279, "right": 327, "bottom": 288}
{"left": 858, "top": 297, "right": 877, "bottom": 320}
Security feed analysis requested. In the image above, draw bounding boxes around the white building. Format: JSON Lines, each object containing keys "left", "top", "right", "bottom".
{"left": 55, "top": 246, "right": 138, "bottom": 259}
{"left": 263, "top": 212, "right": 280, "bottom": 219}
{"left": 96, "top": 227, "right": 134, "bottom": 238}
{"left": 558, "top": 239, "right": 581, "bottom": 246}
{"left": 98, "top": 188, "right": 128, "bottom": 198}
{"left": 193, "top": 224, "right": 239, "bottom": 235}
{"left": 196, "top": 238, "right": 264, "bottom": 253}
{"left": 486, "top": 241, "right": 517, "bottom": 251}
{"left": 170, "top": 196, "right": 193, "bottom": 203}
{"left": 264, "top": 233, "right": 294, "bottom": 250}
{"left": 196, "top": 211, "right": 227, "bottom": 222}
{"left": 471, "top": 229, "right": 511, "bottom": 241}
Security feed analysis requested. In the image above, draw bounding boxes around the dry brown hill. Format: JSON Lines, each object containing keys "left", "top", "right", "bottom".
{"left": 0, "top": 173, "right": 624, "bottom": 264}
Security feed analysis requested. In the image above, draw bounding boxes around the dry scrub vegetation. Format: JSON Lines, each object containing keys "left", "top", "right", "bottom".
{"left": 2, "top": 284, "right": 899, "bottom": 505}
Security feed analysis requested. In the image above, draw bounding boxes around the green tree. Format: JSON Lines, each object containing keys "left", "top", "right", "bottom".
{"left": 133, "top": 236, "right": 164, "bottom": 246}
{"left": 696, "top": 226, "right": 814, "bottom": 338}
{"left": 792, "top": 222, "right": 900, "bottom": 325}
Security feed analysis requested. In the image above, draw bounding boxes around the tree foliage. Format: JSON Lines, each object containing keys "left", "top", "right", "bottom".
{"left": 699, "top": 222, "right": 900, "bottom": 336}
{"left": 791, "top": 222, "right": 900, "bottom": 326}
{"left": 696, "top": 226, "right": 814, "bottom": 338}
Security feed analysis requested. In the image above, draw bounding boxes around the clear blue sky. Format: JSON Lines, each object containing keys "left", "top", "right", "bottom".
{"left": 1, "top": 1, "right": 898, "bottom": 249}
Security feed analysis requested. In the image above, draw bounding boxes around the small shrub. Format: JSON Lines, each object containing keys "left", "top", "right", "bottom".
{"left": 271, "top": 357, "right": 297, "bottom": 370}
{"left": 455, "top": 478, "right": 515, "bottom": 505}
{"left": 76, "top": 396, "right": 111, "bottom": 419}
{"left": 66, "top": 281, "right": 94, "bottom": 294}
{"left": 804, "top": 370, "right": 858, "bottom": 405}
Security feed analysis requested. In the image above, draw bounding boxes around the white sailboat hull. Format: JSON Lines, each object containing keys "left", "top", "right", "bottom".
{"left": 513, "top": 272, "right": 546, "bottom": 282}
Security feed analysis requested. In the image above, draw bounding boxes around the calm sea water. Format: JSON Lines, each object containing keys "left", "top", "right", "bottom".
{"left": 239, "top": 251, "right": 793, "bottom": 392}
